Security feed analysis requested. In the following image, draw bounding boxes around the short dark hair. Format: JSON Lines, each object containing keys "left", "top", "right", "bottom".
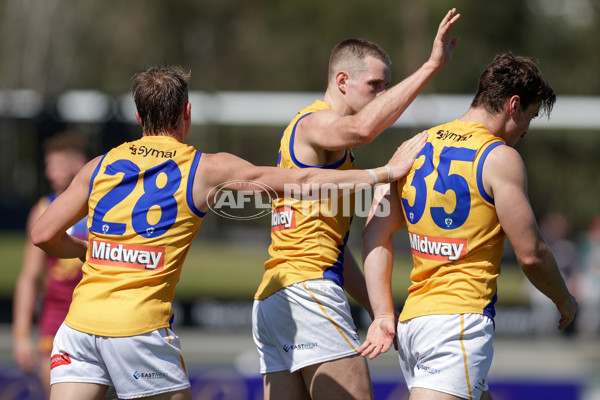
{"left": 471, "top": 53, "right": 556, "bottom": 117}
{"left": 328, "top": 38, "right": 391, "bottom": 81}
{"left": 132, "top": 65, "right": 190, "bottom": 133}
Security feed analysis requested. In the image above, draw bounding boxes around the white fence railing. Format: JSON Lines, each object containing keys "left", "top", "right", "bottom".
{"left": 2, "top": 90, "right": 600, "bottom": 130}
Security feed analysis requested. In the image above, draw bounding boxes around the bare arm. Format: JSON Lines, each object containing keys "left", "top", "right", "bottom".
{"left": 485, "top": 146, "right": 577, "bottom": 329}
{"left": 194, "top": 131, "right": 428, "bottom": 211}
{"left": 358, "top": 183, "right": 405, "bottom": 359}
{"left": 12, "top": 203, "right": 47, "bottom": 372}
{"left": 342, "top": 248, "right": 373, "bottom": 319}
{"left": 300, "top": 8, "right": 460, "bottom": 150}
{"left": 31, "top": 157, "right": 100, "bottom": 259}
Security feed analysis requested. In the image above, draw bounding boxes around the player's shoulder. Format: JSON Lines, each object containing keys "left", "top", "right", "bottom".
{"left": 298, "top": 107, "right": 338, "bottom": 128}
{"left": 195, "top": 152, "right": 251, "bottom": 179}
{"left": 485, "top": 142, "right": 522, "bottom": 165}
{"left": 198, "top": 152, "right": 234, "bottom": 166}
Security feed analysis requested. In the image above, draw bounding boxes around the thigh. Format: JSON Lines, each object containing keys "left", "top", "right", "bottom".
{"left": 409, "top": 387, "right": 464, "bottom": 400}
{"left": 50, "top": 382, "right": 108, "bottom": 400}
{"left": 263, "top": 370, "right": 310, "bottom": 400}
{"left": 136, "top": 388, "right": 192, "bottom": 400}
{"left": 398, "top": 314, "right": 493, "bottom": 400}
{"left": 301, "top": 354, "right": 373, "bottom": 400}
{"left": 253, "top": 279, "right": 362, "bottom": 374}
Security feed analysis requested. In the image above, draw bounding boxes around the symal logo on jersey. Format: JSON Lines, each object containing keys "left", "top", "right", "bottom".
{"left": 408, "top": 232, "right": 467, "bottom": 261}
{"left": 90, "top": 239, "right": 165, "bottom": 270}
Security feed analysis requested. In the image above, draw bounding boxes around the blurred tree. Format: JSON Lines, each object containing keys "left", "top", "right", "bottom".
{"left": 0, "top": 0, "right": 599, "bottom": 231}
{"left": 1, "top": 0, "right": 599, "bottom": 94}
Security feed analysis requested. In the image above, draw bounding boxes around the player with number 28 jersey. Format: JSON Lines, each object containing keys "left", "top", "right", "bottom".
{"left": 65, "top": 135, "right": 204, "bottom": 337}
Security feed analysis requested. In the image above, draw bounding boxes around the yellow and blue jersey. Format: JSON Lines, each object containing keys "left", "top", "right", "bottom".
{"left": 398, "top": 120, "right": 506, "bottom": 322}
{"left": 255, "top": 100, "right": 356, "bottom": 300}
{"left": 65, "top": 136, "right": 204, "bottom": 336}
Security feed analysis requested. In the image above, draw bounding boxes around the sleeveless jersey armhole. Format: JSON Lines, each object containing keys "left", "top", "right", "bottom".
{"left": 477, "top": 142, "right": 504, "bottom": 205}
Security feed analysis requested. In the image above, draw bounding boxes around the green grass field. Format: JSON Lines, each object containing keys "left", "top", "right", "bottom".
{"left": 0, "top": 231, "right": 528, "bottom": 305}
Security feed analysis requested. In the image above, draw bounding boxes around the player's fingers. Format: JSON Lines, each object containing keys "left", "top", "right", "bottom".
{"left": 404, "top": 131, "right": 428, "bottom": 152}
{"left": 449, "top": 12, "right": 461, "bottom": 26}
{"left": 380, "top": 341, "right": 392, "bottom": 354}
{"left": 558, "top": 315, "right": 573, "bottom": 330}
{"left": 357, "top": 341, "right": 370, "bottom": 354}
{"left": 438, "top": 10, "right": 461, "bottom": 41}
{"left": 367, "top": 344, "right": 383, "bottom": 360}
{"left": 438, "top": 8, "right": 456, "bottom": 29}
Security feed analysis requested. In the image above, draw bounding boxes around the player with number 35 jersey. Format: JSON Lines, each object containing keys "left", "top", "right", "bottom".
{"left": 398, "top": 120, "right": 505, "bottom": 322}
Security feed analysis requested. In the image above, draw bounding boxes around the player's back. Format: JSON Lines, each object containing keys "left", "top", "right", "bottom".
{"left": 66, "top": 136, "right": 205, "bottom": 337}
{"left": 255, "top": 100, "right": 356, "bottom": 300}
{"left": 398, "top": 120, "right": 506, "bottom": 322}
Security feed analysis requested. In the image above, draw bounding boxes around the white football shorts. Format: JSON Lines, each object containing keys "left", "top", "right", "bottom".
{"left": 397, "top": 313, "right": 494, "bottom": 400}
{"left": 50, "top": 323, "right": 190, "bottom": 399}
{"left": 252, "top": 279, "right": 362, "bottom": 374}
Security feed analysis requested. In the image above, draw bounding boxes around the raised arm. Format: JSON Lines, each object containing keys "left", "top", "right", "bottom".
{"left": 484, "top": 145, "right": 577, "bottom": 329}
{"left": 31, "top": 157, "right": 100, "bottom": 259}
{"left": 358, "top": 183, "right": 405, "bottom": 359}
{"left": 299, "top": 8, "right": 460, "bottom": 150}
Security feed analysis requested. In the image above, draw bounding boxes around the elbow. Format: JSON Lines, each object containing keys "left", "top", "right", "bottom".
{"left": 518, "top": 253, "right": 546, "bottom": 274}
{"left": 30, "top": 224, "right": 52, "bottom": 250}
{"left": 362, "top": 223, "right": 374, "bottom": 243}
{"left": 517, "top": 241, "right": 552, "bottom": 273}
{"left": 347, "top": 117, "right": 379, "bottom": 145}
{"left": 362, "top": 222, "right": 387, "bottom": 251}
{"left": 354, "top": 127, "right": 378, "bottom": 145}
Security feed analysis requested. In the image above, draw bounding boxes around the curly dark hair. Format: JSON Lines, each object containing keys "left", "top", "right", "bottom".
{"left": 471, "top": 53, "right": 556, "bottom": 118}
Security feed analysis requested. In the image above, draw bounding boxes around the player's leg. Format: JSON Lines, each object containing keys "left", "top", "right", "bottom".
{"left": 480, "top": 390, "right": 494, "bottom": 400}
{"left": 38, "top": 330, "right": 57, "bottom": 395}
{"left": 409, "top": 387, "right": 464, "bottom": 399}
{"left": 133, "top": 388, "right": 192, "bottom": 400}
{"left": 39, "top": 349, "right": 52, "bottom": 396}
{"left": 264, "top": 370, "right": 310, "bottom": 400}
{"left": 50, "top": 382, "right": 108, "bottom": 400}
{"left": 408, "top": 387, "right": 493, "bottom": 399}
{"left": 301, "top": 354, "right": 373, "bottom": 400}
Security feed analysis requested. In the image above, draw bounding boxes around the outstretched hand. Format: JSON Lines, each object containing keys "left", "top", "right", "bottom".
{"left": 386, "top": 130, "right": 428, "bottom": 180}
{"left": 358, "top": 315, "right": 397, "bottom": 360}
{"left": 429, "top": 8, "right": 461, "bottom": 69}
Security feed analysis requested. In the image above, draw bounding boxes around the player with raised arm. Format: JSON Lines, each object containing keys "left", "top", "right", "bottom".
{"left": 253, "top": 8, "right": 460, "bottom": 400}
